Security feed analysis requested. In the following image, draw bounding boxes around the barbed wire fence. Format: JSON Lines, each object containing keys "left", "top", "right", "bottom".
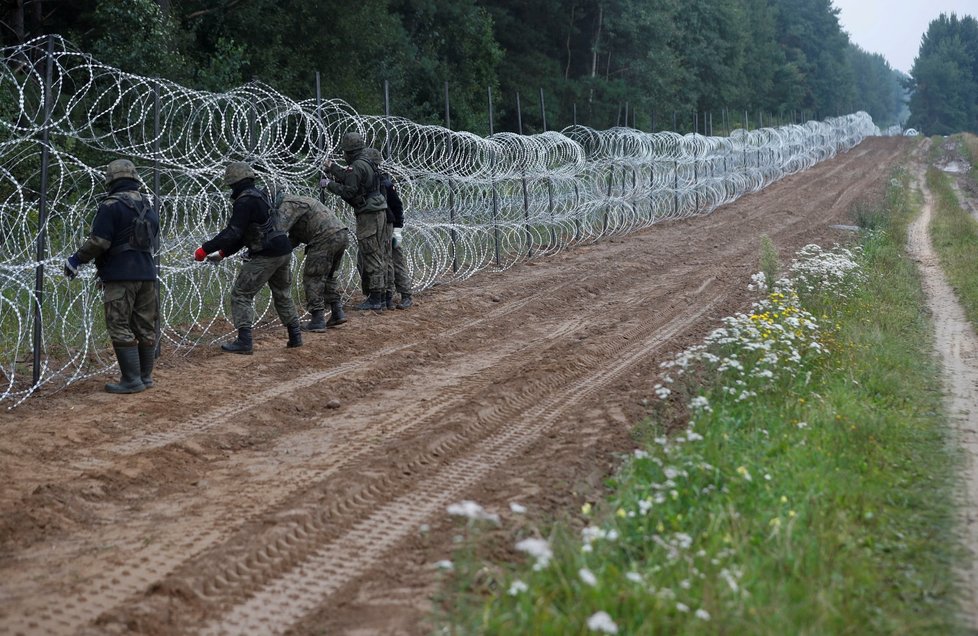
{"left": 0, "top": 35, "right": 880, "bottom": 406}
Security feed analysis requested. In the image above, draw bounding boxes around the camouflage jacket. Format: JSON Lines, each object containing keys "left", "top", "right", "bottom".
{"left": 325, "top": 148, "right": 387, "bottom": 215}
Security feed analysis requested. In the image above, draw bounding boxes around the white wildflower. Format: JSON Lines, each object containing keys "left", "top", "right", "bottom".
{"left": 586, "top": 611, "right": 619, "bottom": 634}
{"left": 509, "top": 502, "right": 527, "bottom": 514}
{"left": 508, "top": 579, "right": 528, "bottom": 595}
{"left": 515, "top": 538, "right": 553, "bottom": 570}
{"left": 695, "top": 608, "right": 711, "bottom": 621}
{"left": 447, "top": 500, "right": 500, "bottom": 524}
{"left": 579, "top": 567, "right": 598, "bottom": 587}
{"left": 435, "top": 560, "right": 453, "bottom": 570}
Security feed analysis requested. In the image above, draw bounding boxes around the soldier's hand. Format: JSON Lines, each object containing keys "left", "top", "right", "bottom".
{"left": 319, "top": 178, "right": 330, "bottom": 188}
{"left": 323, "top": 158, "right": 334, "bottom": 170}
{"left": 206, "top": 250, "right": 225, "bottom": 264}
{"left": 63, "top": 254, "right": 80, "bottom": 280}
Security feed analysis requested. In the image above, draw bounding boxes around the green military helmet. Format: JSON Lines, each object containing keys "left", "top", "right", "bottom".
{"left": 341, "top": 131, "right": 365, "bottom": 152}
{"left": 222, "top": 161, "right": 256, "bottom": 187}
{"left": 103, "top": 159, "right": 140, "bottom": 185}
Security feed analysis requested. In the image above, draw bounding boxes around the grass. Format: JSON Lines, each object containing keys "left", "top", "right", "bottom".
{"left": 436, "top": 167, "right": 964, "bottom": 635}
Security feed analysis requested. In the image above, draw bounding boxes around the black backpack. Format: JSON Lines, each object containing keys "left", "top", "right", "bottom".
{"left": 107, "top": 193, "right": 156, "bottom": 255}
{"left": 237, "top": 186, "right": 289, "bottom": 250}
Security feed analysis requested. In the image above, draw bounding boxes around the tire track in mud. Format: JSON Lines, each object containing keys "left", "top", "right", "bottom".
{"left": 80, "top": 265, "right": 718, "bottom": 634}
{"left": 0, "top": 257, "right": 706, "bottom": 636}
{"left": 198, "top": 282, "right": 727, "bottom": 636}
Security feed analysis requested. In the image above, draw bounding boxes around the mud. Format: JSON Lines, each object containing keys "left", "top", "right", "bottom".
{"left": 0, "top": 137, "right": 908, "bottom": 636}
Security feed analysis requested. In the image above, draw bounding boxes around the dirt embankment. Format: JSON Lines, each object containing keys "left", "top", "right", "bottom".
{"left": 0, "top": 137, "right": 907, "bottom": 636}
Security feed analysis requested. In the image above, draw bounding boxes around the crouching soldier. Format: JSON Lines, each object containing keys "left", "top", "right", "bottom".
{"left": 194, "top": 161, "right": 302, "bottom": 354}
{"left": 64, "top": 158, "right": 160, "bottom": 393}
{"left": 275, "top": 194, "right": 350, "bottom": 331}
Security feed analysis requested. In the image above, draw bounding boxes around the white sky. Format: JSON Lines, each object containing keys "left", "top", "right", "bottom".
{"left": 832, "top": 0, "right": 977, "bottom": 74}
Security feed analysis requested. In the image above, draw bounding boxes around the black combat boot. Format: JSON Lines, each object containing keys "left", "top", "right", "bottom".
{"left": 105, "top": 345, "right": 146, "bottom": 394}
{"left": 385, "top": 291, "right": 396, "bottom": 310}
{"left": 301, "top": 309, "right": 327, "bottom": 332}
{"left": 326, "top": 301, "right": 347, "bottom": 328}
{"left": 355, "top": 292, "right": 384, "bottom": 311}
{"left": 286, "top": 320, "right": 303, "bottom": 348}
{"left": 397, "top": 294, "right": 413, "bottom": 310}
{"left": 221, "top": 327, "right": 253, "bottom": 355}
{"left": 138, "top": 345, "right": 156, "bottom": 389}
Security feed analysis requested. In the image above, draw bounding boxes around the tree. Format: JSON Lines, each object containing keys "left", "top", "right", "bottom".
{"left": 907, "top": 13, "right": 978, "bottom": 134}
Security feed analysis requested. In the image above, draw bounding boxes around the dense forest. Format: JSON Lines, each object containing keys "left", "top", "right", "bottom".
{"left": 3, "top": 0, "right": 907, "bottom": 135}
{"left": 908, "top": 13, "right": 978, "bottom": 135}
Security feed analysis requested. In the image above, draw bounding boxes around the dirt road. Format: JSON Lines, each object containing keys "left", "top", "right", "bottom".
{"left": 915, "top": 140, "right": 978, "bottom": 630}
{"left": 0, "top": 137, "right": 908, "bottom": 636}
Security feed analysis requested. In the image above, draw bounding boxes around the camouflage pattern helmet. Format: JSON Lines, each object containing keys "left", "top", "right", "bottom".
{"left": 341, "top": 131, "right": 365, "bottom": 152}
{"left": 103, "top": 159, "right": 139, "bottom": 185}
{"left": 222, "top": 161, "right": 256, "bottom": 187}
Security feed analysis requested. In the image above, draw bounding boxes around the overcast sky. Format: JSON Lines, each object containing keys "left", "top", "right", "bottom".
{"left": 832, "top": 0, "right": 977, "bottom": 74}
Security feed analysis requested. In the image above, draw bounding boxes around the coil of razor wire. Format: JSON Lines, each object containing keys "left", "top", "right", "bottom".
{"left": 0, "top": 35, "right": 880, "bottom": 405}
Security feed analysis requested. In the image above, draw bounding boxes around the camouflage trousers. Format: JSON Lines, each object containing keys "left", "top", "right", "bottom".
{"left": 386, "top": 235, "right": 413, "bottom": 295}
{"left": 230, "top": 253, "right": 299, "bottom": 329}
{"left": 355, "top": 209, "right": 390, "bottom": 294}
{"left": 303, "top": 229, "right": 349, "bottom": 312}
{"left": 103, "top": 280, "right": 158, "bottom": 346}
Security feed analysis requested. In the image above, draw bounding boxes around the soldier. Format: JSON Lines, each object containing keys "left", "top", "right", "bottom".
{"left": 362, "top": 148, "right": 414, "bottom": 310}
{"left": 276, "top": 194, "right": 350, "bottom": 331}
{"left": 63, "top": 158, "right": 160, "bottom": 394}
{"left": 321, "top": 132, "right": 390, "bottom": 311}
{"left": 194, "top": 161, "right": 302, "bottom": 354}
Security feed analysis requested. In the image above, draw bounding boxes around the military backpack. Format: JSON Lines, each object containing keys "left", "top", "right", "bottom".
{"left": 106, "top": 192, "right": 157, "bottom": 255}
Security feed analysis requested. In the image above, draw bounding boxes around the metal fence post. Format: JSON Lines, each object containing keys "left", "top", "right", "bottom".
{"left": 488, "top": 86, "right": 500, "bottom": 268}
{"left": 540, "top": 88, "right": 555, "bottom": 249}
{"left": 383, "top": 79, "right": 391, "bottom": 159}
{"left": 32, "top": 34, "right": 54, "bottom": 387}
{"left": 153, "top": 81, "right": 162, "bottom": 358}
{"left": 516, "top": 92, "right": 531, "bottom": 258}
{"left": 445, "top": 81, "right": 458, "bottom": 274}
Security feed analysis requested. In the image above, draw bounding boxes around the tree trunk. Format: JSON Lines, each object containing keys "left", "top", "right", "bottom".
{"left": 589, "top": 4, "right": 602, "bottom": 105}
{"left": 564, "top": 3, "right": 576, "bottom": 80}
{"left": 590, "top": 4, "right": 602, "bottom": 79}
{"left": 12, "top": 0, "right": 25, "bottom": 42}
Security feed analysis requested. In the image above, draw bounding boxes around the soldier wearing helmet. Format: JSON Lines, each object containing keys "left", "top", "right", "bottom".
{"left": 63, "top": 158, "right": 160, "bottom": 393}
{"left": 193, "top": 161, "right": 302, "bottom": 354}
{"left": 321, "top": 131, "right": 390, "bottom": 311}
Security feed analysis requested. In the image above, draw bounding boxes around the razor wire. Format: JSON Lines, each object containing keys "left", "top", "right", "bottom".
{"left": 0, "top": 35, "right": 880, "bottom": 405}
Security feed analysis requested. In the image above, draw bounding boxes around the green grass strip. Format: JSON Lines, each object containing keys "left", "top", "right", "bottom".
{"left": 439, "top": 168, "right": 963, "bottom": 635}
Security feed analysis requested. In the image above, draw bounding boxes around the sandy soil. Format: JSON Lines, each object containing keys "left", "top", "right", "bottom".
{"left": 0, "top": 137, "right": 908, "bottom": 636}
{"left": 915, "top": 140, "right": 978, "bottom": 631}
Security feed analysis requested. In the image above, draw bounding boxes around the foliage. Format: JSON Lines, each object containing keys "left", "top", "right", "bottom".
{"left": 1, "top": 0, "right": 909, "bottom": 132}
{"left": 908, "top": 13, "right": 978, "bottom": 135}
{"left": 758, "top": 233, "right": 779, "bottom": 289}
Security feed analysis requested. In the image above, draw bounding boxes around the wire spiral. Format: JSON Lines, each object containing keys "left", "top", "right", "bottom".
{"left": 0, "top": 35, "right": 879, "bottom": 405}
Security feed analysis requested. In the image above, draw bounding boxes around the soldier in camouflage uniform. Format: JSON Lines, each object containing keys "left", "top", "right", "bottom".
{"left": 64, "top": 158, "right": 160, "bottom": 394}
{"left": 276, "top": 194, "right": 350, "bottom": 332}
{"left": 322, "top": 132, "right": 390, "bottom": 311}
{"left": 194, "top": 161, "right": 301, "bottom": 354}
{"left": 361, "top": 148, "right": 413, "bottom": 310}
